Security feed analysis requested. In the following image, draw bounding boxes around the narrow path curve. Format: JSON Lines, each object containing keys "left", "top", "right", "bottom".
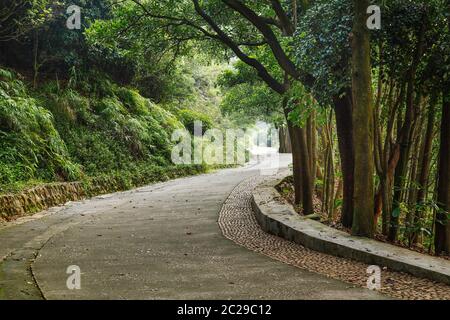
{"left": 1, "top": 155, "right": 386, "bottom": 299}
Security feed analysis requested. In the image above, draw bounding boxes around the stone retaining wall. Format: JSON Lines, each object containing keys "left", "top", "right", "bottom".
{"left": 0, "top": 178, "right": 114, "bottom": 220}
{"left": 252, "top": 175, "right": 450, "bottom": 285}
{"left": 0, "top": 165, "right": 211, "bottom": 221}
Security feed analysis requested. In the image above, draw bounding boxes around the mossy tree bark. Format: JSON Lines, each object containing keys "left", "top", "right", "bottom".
{"left": 350, "top": 0, "right": 375, "bottom": 237}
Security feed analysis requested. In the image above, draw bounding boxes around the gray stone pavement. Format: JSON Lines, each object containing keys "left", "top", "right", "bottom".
{"left": 0, "top": 154, "right": 387, "bottom": 300}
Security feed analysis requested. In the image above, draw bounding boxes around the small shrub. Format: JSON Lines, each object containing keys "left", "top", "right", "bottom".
{"left": 177, "top": 109, "right": 213, "bottom": 135}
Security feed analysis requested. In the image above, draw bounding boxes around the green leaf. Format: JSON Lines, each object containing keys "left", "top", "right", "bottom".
{"left": 392, "top": 207, "right": 400, "bottom": 218}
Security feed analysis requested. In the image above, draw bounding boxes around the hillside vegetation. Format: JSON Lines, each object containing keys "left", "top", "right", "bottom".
{"left": 1, "top": 0, "right": 449, "bottom": 255}
{"left": 0, "top": 67, "right": 213, "bottom": 194}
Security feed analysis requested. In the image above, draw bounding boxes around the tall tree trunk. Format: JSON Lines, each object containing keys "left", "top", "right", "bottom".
{"left": 33, "top": 29, "right": 39, "bottom": 88}
{"left": 292, "top": 0, "right": 298, "bottom": 27}
{"left": 333, "top": 91, "right": 354, "bottom": 228}
{"left": 388, "top": 20, "right": 426, "bottom": 242}
{"left": 297, "top": 125, "right": 314, "bottom": 214}
{"left": 435, "top": 92, "right": 450, "bottom": 255}
{"left": 284, "top": 102, "right": 314, "bottom": 214}
{"left": 412, "top": 98, "right": 436, "bottom": 244}
{"left": 288, "top": 122, "right": 303, "bottom": 205}
{"left": 279, "top": 125, "right": 292, "bottom": 153}
{"left": 405, "top": 125, "right": 422, "bottom": 244}
{"left": 374, "top": 83, "right": 404, "bottom": 235}
{"left": 312, "top": 112, "right": 317, "bottom": 186}
{"left": 388, "top": 87, "right": 418, "bottom": 241}
{"left": 324, "top": 111, "right": 335, "bottom": 219}
{"left": 307, "top": 112, "right": 317, "bottom": 189}
{"left": 284, "top": 99, "right": 303, "bottom": 205}
{"left": 351, "top": 0, "right": 375, "bottom": 237}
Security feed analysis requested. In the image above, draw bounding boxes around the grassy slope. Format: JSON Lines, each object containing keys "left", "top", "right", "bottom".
{"left": 0, "top": 68, "right": 213, "bottom": 194}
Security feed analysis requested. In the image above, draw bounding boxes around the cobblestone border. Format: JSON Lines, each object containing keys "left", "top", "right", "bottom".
{"left": 252, "top": 175, "right": 450, "bottom": 285}
{"left": 218, "top": 174, "right": 450, "bottom": 300}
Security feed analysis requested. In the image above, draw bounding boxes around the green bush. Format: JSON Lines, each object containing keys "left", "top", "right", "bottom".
{"left": 115, "top": 87, "right": 149, "bottom": 115}
{"left": 177, "top": 109, "right": 213, "bottom": 135}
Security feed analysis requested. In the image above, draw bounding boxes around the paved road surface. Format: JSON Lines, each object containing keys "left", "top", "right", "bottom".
{"left": 0, "top": 154, "right": 386, "bottom": 299}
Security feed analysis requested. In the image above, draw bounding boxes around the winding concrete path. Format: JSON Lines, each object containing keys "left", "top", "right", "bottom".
{"left": 0, "top": 154, "right": 387, "bottom": 300}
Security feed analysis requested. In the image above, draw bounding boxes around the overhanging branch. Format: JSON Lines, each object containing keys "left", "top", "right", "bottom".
{"left": 223, "top": 0, "right": 300, "bottom": 79}
{"left": 192, "top": 0, "right": 286, "bottom": 94}
{"left": 270, "top": 0, "right": 295, "bottom": 35}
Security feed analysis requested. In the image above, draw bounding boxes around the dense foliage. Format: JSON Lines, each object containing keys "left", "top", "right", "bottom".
{"left": 0, "top": 68, "right": 80, "bottom": 188}
{"left": 0, "top": 1, "right": 232, "bottom": 193}
{"left": 1, "top": 0, "right": 449, "bottom": 255}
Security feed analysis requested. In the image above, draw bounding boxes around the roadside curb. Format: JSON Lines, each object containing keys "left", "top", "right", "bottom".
{"left": 251, "top": 173, "right": 450, "bottom": 285}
